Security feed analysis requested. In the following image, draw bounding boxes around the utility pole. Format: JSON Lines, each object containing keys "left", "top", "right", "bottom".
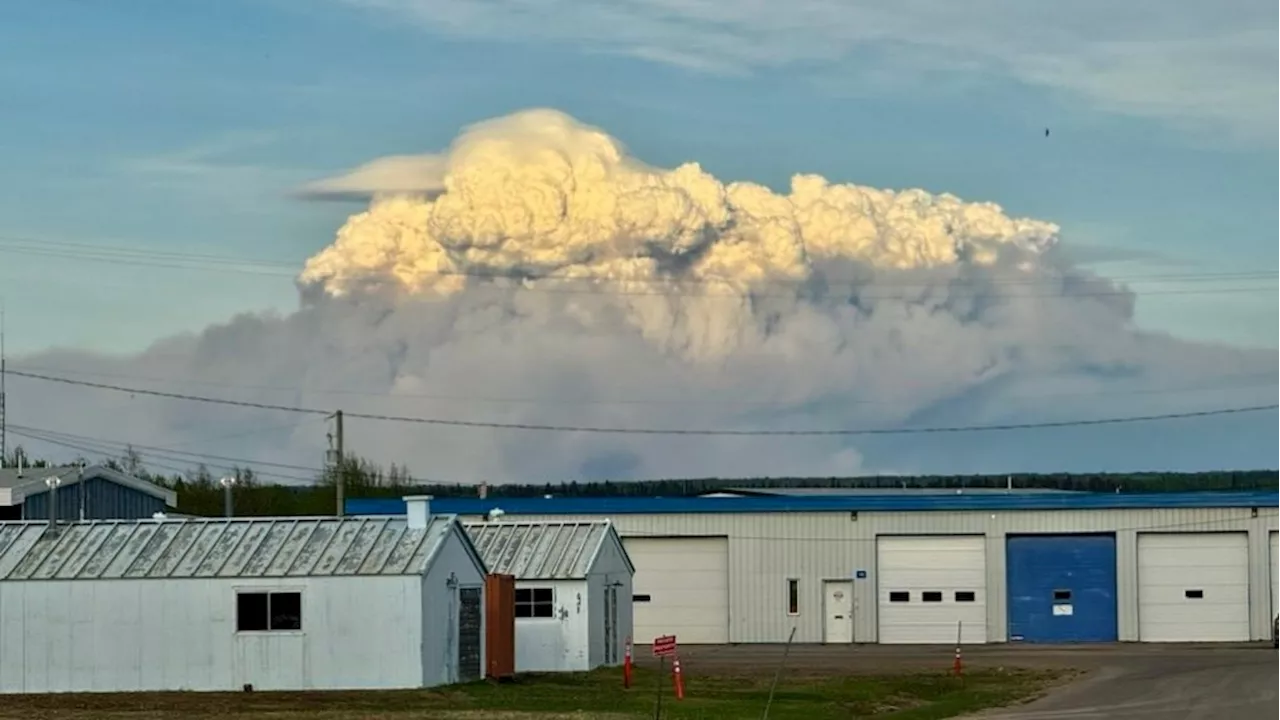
{"left": 327, "top": 410, "right": 345, "bottom": 517}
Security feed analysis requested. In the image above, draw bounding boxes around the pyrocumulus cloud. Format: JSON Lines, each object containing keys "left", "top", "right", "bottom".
{"left": 9, "top": 109, "right": 1276, "bottom": 484}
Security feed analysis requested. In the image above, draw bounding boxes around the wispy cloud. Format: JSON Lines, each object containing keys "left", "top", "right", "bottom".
{"left": 118, "top": 131, "right": 316, "bottom": 211}
{"left": 337, "top": 0, "right": 1277, "bottom": 144}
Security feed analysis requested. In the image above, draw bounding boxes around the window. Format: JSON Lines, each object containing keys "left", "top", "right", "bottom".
{"left": 921, "top": 591, "right": 943, "bottom": 603}
{"left": 515, "top": 587, "right": 555, "bottom": 618}
{"left": 1053, "top": 590, "right": 1072, "bottom": 602}
{"left": 237, "top": 591, "right": 301, "bottom": 632}
{"left": 889, "top": 591, "right": 910, "bottom": 603}
{"left": 633, "top": 594, "right": 652, "bottom": 603}
{"left": 787, "top": 579, "right": 800, "bottom": 615}
{"left": 955, "top": 591, "right": 976, "bottom": 603}
{"left": 1185, "top": 589, "right": 1204, "bottom": 599}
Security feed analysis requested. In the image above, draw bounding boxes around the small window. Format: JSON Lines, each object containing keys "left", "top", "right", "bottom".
{"left": 955, "top": 591, "right": 976, "bottom": 603}
{"left": 237, "top": 591, "right": 301, "bottom": 632}
{"left": 889, "top": 591, "right": 910, "bottom": 603}
{"left": 922, "top": 591, "right": 943, "bottom": 603}
{"left": 1185, "top": 589, "right": 1204, "bottom": 599}
{"left": 1053, "top": 590, "right": 1072, "bottom": 602}
{"left": 633, "top": 594, "right": 652, "bottom": 603}
{"left": 787, "top": 579, "right": 799, "bottom": 615}
{"left": 515, "top": 587, "right": 555, "bottom": 618}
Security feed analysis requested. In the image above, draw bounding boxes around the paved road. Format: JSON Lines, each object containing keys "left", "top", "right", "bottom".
{"left": 633, "top": 643, "right": 1277, "bottom": 719}
{"left": 964, "top": 646, "right": 1277, "bottom": 720}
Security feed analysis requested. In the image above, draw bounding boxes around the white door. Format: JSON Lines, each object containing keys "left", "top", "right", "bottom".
{"left": 1137, "top": 532, "right": 1249, "bottom": 642}
{"left": 1269, "top": 532, "right": 1277, "bottom": 622}
{"left": 622, "top": 536, "right": 729, "bottom": 644}
{"left": 823, "top": 580, "right": 854, "bottom": 643}
{"left": 877, "top": 536, "right": 987, "bottom": 644}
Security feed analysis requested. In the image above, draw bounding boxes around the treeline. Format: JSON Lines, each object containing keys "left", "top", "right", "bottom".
{"left": 5, "top": 446, "right": 1276, "bottom": 519}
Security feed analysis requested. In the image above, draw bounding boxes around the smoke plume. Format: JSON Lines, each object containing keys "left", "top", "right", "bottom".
{"left": 9, "top": 109, "right": 1276, "bottom": 484}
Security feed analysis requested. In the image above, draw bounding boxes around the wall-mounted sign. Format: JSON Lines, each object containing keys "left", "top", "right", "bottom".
{"left": 855, "top": 570, "right": 867, "bottom": 579}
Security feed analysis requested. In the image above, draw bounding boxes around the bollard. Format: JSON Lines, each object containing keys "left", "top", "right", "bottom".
{"left": 952, "top": 645, "right": 963, "bottom": 676}
{"left": 623, "top": 636, "right": 633, "bottom": 689}
{"left": 672, "top": 656, "right": 685, "bottom": 700}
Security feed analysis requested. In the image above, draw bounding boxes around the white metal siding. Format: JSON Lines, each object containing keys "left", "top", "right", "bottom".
{"left": 420, "top": 525, "right": 488, "bottom": 687}
{"left": 1270, "top": 532, "right": 1277, "bottom": 621}
{"left": 512, "top": 579, "right": 588, "bottom": 672}
{"left": 463, "top": 507, "right": 1277, "bottom": 644}
{"left": 0, "top": 576, "right": 423, "bottom": 693}
{"left": 1137, "top": 532, "right": 1250, "bottom": 642}
{"left": 623, "top": 537, "right": 728, "bottom": 644}
{"left": 876, "top": 536, "right": 987, "bottom": 644}
{"left": 587, "top": 535, "right": 634, "bottom": 669}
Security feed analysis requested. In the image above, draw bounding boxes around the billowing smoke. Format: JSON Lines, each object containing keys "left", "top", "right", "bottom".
{"left": 9, "top": 110, "right": 1276, "bottom": 484}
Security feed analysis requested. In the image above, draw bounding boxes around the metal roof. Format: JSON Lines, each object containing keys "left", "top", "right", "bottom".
{"left": 711, "top": 487, "right": 1083, "bottom": 497}
{"left": 0, "top": 464, "right": 177, "bottom": 507}
{"left": 464, "top": 521, "right": 617, "bottom": 580}
{"left": 347, "top": 490, "right": 1280, "bottom": 517}
{"left": 0, "top": 515, "right": 462, "bottom": 581}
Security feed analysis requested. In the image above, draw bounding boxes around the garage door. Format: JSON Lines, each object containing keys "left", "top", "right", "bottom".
{"left": 1007, "top": 534, "right": 1118, "bottom": 643}
{"left": 1137, "top": 532, "right": 1249, "bottom": 642}
{"left": 877, "top": 536, "right": 987, "bottom": 644}
{"left": 622, "top": 537, "right": 729, "bottom": 644}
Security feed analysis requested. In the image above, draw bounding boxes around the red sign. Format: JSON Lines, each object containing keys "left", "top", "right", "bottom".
{"left": 652, "top": 634, "right": 677, "bottom": 657}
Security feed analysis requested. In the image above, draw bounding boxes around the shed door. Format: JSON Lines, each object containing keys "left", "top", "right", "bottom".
{"left": 457, "top": 587, "right": 483, "bottom": 682}
{"left": 604, "top": 584, "right": 619, "bottom": 664}
{"left": 1137, "top": 532, "right": 1249, "bottom": 642}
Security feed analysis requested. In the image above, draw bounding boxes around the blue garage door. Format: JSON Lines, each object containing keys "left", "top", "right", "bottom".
{"left": 1007, "top": 534, "right": 1118, "bottom": 643}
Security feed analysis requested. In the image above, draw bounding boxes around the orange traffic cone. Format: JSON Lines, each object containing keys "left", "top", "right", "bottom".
{"left": 672, "top": 656, "right": 685, "bottom": 700}
{"left": 623, "top": 636, "right": 633, "bottom": 689}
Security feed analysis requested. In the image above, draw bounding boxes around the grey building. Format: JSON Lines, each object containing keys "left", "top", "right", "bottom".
{"left": 0, "top": 464, "right": 177, "bottom": 521}
{"left": 350, "top": 490, "right": 1279, "bottom": 646}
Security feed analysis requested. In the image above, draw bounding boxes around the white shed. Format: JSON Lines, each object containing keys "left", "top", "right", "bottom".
{"left": 0, "top": 497, "right": 488, "bottom": 693}
{"left": 465, "top": 520, "right": 633, "bottom": 673}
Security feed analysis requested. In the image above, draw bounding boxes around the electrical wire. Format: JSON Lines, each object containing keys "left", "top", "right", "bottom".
{"left": 8, "top": 368, "right": 1277, "bottom": 436}
{"left": 7, "top": 427, "right": 318, "bottom": 484}
{"left": 9, "top": 363, "right": 1276, "bottom": 407}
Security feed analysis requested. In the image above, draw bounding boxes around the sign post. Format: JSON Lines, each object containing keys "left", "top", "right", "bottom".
{"left": 651, "top": 635, "right": 678, "bottom": 718}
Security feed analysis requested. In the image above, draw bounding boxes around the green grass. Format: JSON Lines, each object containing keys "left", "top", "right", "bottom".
{"left": 434, "top": 666, "right": 1060, "bottom": 719}
{"left": 0, "top": 666, "right": 1063, "bottom": 719}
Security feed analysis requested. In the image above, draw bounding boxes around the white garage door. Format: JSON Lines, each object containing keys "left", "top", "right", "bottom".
{"left": 622, "top": 536, "right": 729, "bottom": 644}
{"left": 877, "top": 536, "right": 987, "bottom": 644}
{"left": 1137, "top": 532, "right": 1249, "bottom": 642}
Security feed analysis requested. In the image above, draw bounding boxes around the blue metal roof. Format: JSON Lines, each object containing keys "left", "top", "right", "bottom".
{"left": 347, "top": 490, "right": 1279, "bottom": 517}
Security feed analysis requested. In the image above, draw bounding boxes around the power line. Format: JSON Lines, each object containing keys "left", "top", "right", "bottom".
{"left": 8, "top": 368, "right": 1276, "bottom": 437}
{"left": 8, "top": 424, "right": 325, "bottom": 474}
{"left": 6, "top": 427, "right": 317, "bottom": 484}
{"left": 10, "top": 364, "right": 1275, "bottom": 407}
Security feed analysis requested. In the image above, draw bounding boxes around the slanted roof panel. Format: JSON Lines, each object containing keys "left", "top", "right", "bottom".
{"left": 0, "top": 516, "right": 459, "bottom": 580}
{"left": 464, "top": 521, "right": 610, "bottom": 580}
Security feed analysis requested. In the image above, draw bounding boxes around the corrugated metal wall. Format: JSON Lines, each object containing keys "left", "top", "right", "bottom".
{"left": 466, "top": 507, "right": 1278, "bottom": 644}
{"left": 21, "top": 478, "right": 166, "bottom": 521}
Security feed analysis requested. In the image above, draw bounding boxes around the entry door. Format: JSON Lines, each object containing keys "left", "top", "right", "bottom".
{"left": 604, "top": 585, "right": 619, "bottom": 664}
{"left": 457, "top": 587, "right": 483, "bottom": 682}
{"left": 823, "top": 580, "right": 854, "bottom": 643}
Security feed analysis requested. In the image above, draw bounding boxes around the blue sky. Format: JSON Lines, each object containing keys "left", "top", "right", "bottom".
{"left": 1, "top": 0, "right": 1276, "bottom": 355}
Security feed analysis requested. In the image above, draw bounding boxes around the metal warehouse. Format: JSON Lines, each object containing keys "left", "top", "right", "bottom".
{"left": 464, "top": 520, "right": 634, "bottom": 672}
{"left": 0, "top": 496, "right": 487, "bottom": 693}
{"left": 349, "top": 490, "right": 1279, "bottom": 646}
{"left": 0, "top": 464, "right": 177, "bottom": 521}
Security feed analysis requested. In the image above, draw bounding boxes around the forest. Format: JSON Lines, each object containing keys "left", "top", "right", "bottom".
{"left": 4, "top": 446, "right": 1276, "bottom": 519}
